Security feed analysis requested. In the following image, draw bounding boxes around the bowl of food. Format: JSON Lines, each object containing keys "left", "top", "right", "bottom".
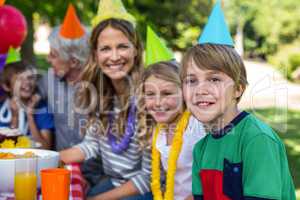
{"left": 0, "top": 128, "right": 21, "bottom": 143}
{"left": 0, "top": 148, "right": 59, "bottom": 193}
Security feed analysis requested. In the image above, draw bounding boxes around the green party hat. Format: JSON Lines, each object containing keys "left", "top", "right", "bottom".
{"left": 6, "top": 47, "right": 21, "bottom": 64}
{"left": 145, "top": 26, "right": 174, "bottom": 67}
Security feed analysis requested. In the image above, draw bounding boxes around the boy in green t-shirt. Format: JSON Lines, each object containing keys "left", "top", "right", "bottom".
{"left": 180, "top": 2, "right": 296, "bottom": 200}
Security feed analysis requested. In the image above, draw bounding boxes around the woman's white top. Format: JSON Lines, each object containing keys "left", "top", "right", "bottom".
{"left": 156, "top": 116, "right": 206, "bottom": 200}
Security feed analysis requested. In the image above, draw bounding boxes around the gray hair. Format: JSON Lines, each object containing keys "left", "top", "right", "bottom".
{"left": 48, "top": 26, "right": 91, "bottom": 67}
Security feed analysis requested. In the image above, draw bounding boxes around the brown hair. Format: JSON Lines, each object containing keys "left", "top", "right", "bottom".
{"left": 77, "top": 18, "right": 148, "bottom": 148}
{"left": 181, "top": 44, "right": 248, "bottom": 101}
{"left": 0, "top": 61, "right": 36, "bottom": 96}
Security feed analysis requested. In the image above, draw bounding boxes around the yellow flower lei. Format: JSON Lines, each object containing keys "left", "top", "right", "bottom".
{"left": 151, "top": 110, "right": 191, "bottom": 200}
{"left": 0, "top": 136, "right": 31, "bottom": 148}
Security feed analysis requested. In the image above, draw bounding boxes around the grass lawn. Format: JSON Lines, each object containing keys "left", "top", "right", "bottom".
{"left": 249, "top": 108, "right": 300, "bottom": 199}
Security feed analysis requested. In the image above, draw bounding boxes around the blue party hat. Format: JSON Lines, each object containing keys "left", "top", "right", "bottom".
{"left": 198, "top": 1, "right": 234, "bottom": 46}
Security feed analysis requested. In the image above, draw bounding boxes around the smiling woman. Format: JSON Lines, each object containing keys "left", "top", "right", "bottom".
{"left": 77, "top": 18, "right": 143, "bottom": 112}
{"left": 59, "top": 0, "right": 153, "bottom": 199}
{"left": 96, "top": 26, "right": 137, "bottom": 81}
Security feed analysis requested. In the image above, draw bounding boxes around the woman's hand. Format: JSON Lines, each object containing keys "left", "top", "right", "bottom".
{"left": 184, "top": 195, "right": 194, "bottom": 200}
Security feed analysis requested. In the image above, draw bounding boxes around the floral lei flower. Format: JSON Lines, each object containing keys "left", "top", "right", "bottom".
{"left": 151, "top": 110, "right": 191, "bottom": 200}
{"left": 0, "top": 136, "right": 31, "bottom": 148}
{"left": 107, "top": 97, "right": 136, "bottom": 154}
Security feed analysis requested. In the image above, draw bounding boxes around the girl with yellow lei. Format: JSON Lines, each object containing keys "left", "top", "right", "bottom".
{"left": 143, "top": 55, "right": 206, "bottom": 199}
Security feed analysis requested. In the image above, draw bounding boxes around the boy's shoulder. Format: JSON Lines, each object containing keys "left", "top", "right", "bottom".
{"left": 193, "top": 133, "right": 210, "bottom": 154}
{"left": 193, "top": 112, "right": 283, "bottom": 152}
{"left": 239, "top": 113, "right": 281, "bottom": 145}
{"left": 33, "top": 99, "right": 51, "bottom": 116}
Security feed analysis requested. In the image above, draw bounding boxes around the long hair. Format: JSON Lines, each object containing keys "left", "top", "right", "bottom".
{"left": 77, "top": 18, "right": 149, "bottom": 148}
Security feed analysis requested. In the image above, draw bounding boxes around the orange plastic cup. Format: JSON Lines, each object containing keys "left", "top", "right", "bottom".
{"left": 41, "top": 168, "right": 70, "bottom": 200}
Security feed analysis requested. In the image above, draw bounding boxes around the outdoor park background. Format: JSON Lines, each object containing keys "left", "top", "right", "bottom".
{"left": 7, "top": 0, "right": 300, "bottom": 198}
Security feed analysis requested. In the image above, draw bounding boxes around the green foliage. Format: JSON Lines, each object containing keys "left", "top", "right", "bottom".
{"left": 7, "top": 0, "right": 213, "bottom": 56}
{"left": 226, "top": 0, "right": 300, "bottom": 58}
{"left": 6, "top": 0, "right": 300, "bottom": 61}
{"left": 8, "top": 0, "right": 97, "bottom": 26}
{"left": 268, "top": 40, "right": 300, "bottom": 80}
{"left": 126, "top": 0, "right": 211, "bottom": 50}
{"left": 288, "top": 54, "right": 300, "bottom": 73}
{"left": 36, "top": 54, "right": 49, "bottom": 72}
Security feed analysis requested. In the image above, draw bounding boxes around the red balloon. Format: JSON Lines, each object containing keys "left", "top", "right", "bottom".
{"left": 0, "top": 5, "right": 27, "bottom": 54}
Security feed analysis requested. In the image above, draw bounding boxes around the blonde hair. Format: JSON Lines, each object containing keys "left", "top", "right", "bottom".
{"left": 142, "top": 61, "right": 183, "bottom": 132}
{"left": 77, "top": 18, "right": 149, "bottom": 148}
{"left": 181, "top": 44, "right": 248, "bottom": 101}
{"left": 143, "top": 61, "right": 181, "bottom": 86}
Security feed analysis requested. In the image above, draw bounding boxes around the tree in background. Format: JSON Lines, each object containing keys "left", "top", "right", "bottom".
{"left": 7, "top": 0, "right": 212, "bottom": 64}
{"left": 7, "top": 0, "right": 96, "bottom": 64}
{"left": 226, "top": 0, "right": 300, "bottom": 59}
{"left": 126, "top": 0, "right": 211, "bottom": 50}
{"left": 6, "top": 0, "right": 300, "bottom": 64}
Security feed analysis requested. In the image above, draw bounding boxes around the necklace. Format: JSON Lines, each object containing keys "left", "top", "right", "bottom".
{"left": 107, "top": 98, "right": 136, "bottom": 154}
{"left": 151, "top": 110, "right": 190, "bottom": 200}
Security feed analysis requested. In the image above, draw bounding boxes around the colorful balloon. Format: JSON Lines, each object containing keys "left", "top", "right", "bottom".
{"left": 0, "top": 53, "right": 7, "bottom": 71}
{"left": 0, "top": 5, "right": 27, "bottom": 54}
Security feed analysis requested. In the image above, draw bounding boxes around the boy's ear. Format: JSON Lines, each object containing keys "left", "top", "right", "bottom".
{"left": 1, "top": 83, "right": 11, "bottom": 93}
{"left": 235, "top": 84, "right": 245, "bottom": 99}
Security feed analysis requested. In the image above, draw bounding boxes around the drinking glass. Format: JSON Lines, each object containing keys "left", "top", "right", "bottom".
{"left": 14, "top": 157, "right": 37, "bottom": 200}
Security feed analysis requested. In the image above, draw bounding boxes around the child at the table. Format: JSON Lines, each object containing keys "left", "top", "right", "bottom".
{"left": 0, "top": 61, "right": 54, "bottom": 149}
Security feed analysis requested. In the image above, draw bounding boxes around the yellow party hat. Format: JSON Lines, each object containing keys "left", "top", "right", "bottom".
{"left": 91, "top": 0, "right": 136, "bottom": 27}
{"left": 60, "top": 3, "right": 85, "bottom": 39}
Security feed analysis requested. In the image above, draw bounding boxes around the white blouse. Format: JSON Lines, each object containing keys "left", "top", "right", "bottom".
{"left": 156, "top": 116, "right": 206, "bottom": 200}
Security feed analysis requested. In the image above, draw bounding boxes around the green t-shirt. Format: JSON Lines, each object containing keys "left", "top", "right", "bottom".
{"left": 192, "top": 111, "right": 295, "bottom": 200}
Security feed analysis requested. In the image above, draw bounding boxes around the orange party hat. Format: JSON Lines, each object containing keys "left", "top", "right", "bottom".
{"left": 0, "top": 0, "right": 6, "bottom": 6}
{"left": 59, "top": 3, "right": 85, "bottom": 39}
